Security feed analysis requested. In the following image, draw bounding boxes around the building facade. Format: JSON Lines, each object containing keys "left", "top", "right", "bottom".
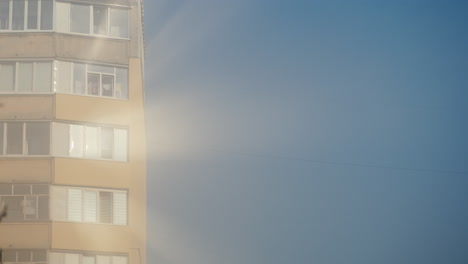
{"left": 0, "top": 0, "right": 146, "bottom": 263}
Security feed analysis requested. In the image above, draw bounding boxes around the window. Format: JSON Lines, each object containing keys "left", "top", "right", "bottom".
{"left": 40, "top": 0, "right": 53, "bottom": 30}
{"left": 0, "top": 122, "right": 50, "bottom": 156}
{"left": 51, "top": 122, "right": 128, "bottom": 161}
{"left": 0, "top": 61, "right": 53, "bottom": 93}
{"left": 27, "top": 0, "right": 39, "bottom": 29}
{"left": 49, "top": 252, "right": 128, "bottom": 264}
{"left": 0, "top": 62, "right": 15, "bottom": 91}
{"left": 51, "top": 186, "right": 127, "bottom": 225}
{"left": 93, "top": 5, "right": 108, "bottom": 35}
{"left": 0, "top": 0, "right": 54, "bottom": 31}
{"left": 0, "top": 184, "right": 49, "bottom": 222}
{"left": 1, "top": 60, "right": 128, "bottom": 99}
{"left": 57, "top": 2, "right": 129, "bottom": 39}
{"left": 1, "top": 249, "right": 47, "bottom": 263}
{"left": 56, "top": 61, "right": 128, "bottom": 99}
{"left": 109, "top": 7, "right": 128, "bottom": 38}
{"left": 12, "top": 0, "right": 25, "bottom": 30}
{"left": 70, "top": 3, "right": 90, "bottom": 34}
{"left": 0, "top": 0, "right": 10, "bottom": 30}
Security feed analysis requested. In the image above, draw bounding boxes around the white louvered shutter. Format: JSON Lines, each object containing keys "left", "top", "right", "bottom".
{"left": 67, "top": 189, "right": 82, "bottom": 221}
{"left": 113, "top": 192, "right": 127, "bottom": 225}
{"left": 83, "top": 191, "right": 97, "bottom": 222}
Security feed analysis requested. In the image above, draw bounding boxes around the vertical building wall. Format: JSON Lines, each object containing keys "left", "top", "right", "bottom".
{"left": 0, "top": 1, "right": 146, "bottom": 263}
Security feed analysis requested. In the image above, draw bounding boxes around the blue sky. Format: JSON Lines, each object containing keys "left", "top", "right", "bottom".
{"left": 144, "top": 1, "right": 468, "bottom": 263}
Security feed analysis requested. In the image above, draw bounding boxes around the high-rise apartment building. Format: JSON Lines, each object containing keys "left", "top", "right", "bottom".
{"left": 0, "top": 1, "right": 146, "bottom": 263}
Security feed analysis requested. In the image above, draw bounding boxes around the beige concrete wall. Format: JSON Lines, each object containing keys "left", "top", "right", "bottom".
{"left": 55, "top": 95, "right": 131, "bottom": 126}
{"left": 0, "top": 223, "right": 50, "bottom": 249}
{"left": 0, "top": 33, "right": 128, "bottom": 65}
{"left": 0, "top": 159, "right": 52, "bottom": 182}
{"left": 55, "top": 34, "right": 129, "bottom": 65}
{"left": 52, "top": 58, "right": 147, "bottom": 264}
{"left": 0, "top": 33, "right": 55, "bottom": 58}
{"left": 0, "top": 95, "right": 54, "bottom": 120}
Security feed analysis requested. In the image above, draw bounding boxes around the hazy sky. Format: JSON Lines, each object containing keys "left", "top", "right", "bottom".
{"left": 144, "top": 1, "right": 468, "bottom": 263}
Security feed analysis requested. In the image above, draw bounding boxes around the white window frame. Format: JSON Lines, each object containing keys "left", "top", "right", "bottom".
{"left": 51, "top": 185, "right": 128, "bottom": 226}
{"left": 0, "top": 121, "right": 51, "bottom": 156}
{"left": 0, "top": 60, "right": 54, "bottom": 94}
{"left": 66, "top": 2, "right": 130, "bottom": 39}
{"left": 0, "top": 183, "right": 49, "bottom": 222}
{"left": 1, "top": 249, "right": 48, "bottom": 263}
{"left": 0, "top": 60, "right": 128, "bottom": 99}
{"left": 0, "top": 0, "right": 55, "bottom": 32}
{"left": 49, "top": 251, "right": 128, "bottom": 264}
{"left": 57, "top": 60, "right": 129, "bottom": 100}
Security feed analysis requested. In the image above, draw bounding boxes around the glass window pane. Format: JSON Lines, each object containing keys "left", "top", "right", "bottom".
{"left": 2, "top": 196, "right": 24, "bottom": 221}
{"left": 109, "top": 8, "right": 128, "bottom": 38}
{"left": 18, "top": 250, "right": 31, "bottom": 262}
{"left": 6, "top": 122, "right": 23, "bottom": 155}
{"left": 97, "top": 255, "right": 111, "bottom": 264}
{"left": 0, "top": 63, "right": 16, "bottom": 92}
{"left": 12, "top": 0, "right": 25, "bottom": 30}
{"left": 38, "top": 196, "right": 49, "bottom": 220}
{"left": 26, "top": 122, "right": 50, "bottom": 155}
{"left": 0, "top": 183, "right": 12, "bottom": 194}
{"left": 70, "top": 3, "right": 90, "bottom": 34}
{"left": 114, "top": 129, "right": 127, "bottom": 161}
{"left": 83, "top": 256, "right": 96, "bottom": 264}
{"left": 32, "top": 250, "right": 48, "bottom": 262}
{"left": 100, "top": 127, "right": 113, "bottom": 159}
{"left": 112, "top": 256, "right": 128, "bottom": 264}
{"left": 24, "top": 196, "right": 37, "bottom": 220}
{"left": 32, "top": 184, "right": 49, "bottom": 195}
{"left": 73, "top": 63, "right": 86, "bottom": 94}
{"left": 18, "top": 62, "right": 33, "bottom": 92}
{"left": 93, "top": 5, "right": 108, "bottom": 35}
{"left": 40, "top": 0, "right": 53, "bottom": 30}
{"left": 67, "top": 189, "right": 82, "bottom": 222}
{"left": 56, "top": 2, "right": 70, "bottom": 33}
{"left": 83, "top": 191, "right": 97, "bottom": 222}
{"left": 50, "top": 186, "right": 67, "bottom": 221}
{"left": 113, "top": 192, "right": 127, "bottom": 225}
{"left": 51, "top": 122, "right": 70, "bottom": 157}
{"left": 49, "top": 252, "right": 66, "bottom": 264}
{"left": 65, "top": 253, "right": 80, "bottom": 264}
{"left": 13, "top": 184, "right": 30, "bottom": 195}
{"left": 55, "top": 61, "right": 72, "bottom": 93}
{"left": 2, "top": 251, "right": 17, "bottom": 262}
{"left": 27, "top": 0, "right": 38, "bottom": 29}
{"left": 102, "top": 75, "right": 114, "bottom": 97}
{"left": 0, "top": 123, "right": 4, "bottom": 154}
{"left": 0, "top": 0, "right": 9, "bottom": 29}
{"left": 85, "top": 126, "right": 99, "bottom": 158}
{"left": 115, "top": 68, "right": 128, "bottom": 99}
{"left": 99, "top": 192, "right": 112, "bottom": 224}
{"left": 69, "top": 124, "right": 84, "bottom": 157}
{"left": 87, "top": 73, "right": 100, "bottom": 95}
{"left": 35, "top": 62, "right": 52, "bottom": 92}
